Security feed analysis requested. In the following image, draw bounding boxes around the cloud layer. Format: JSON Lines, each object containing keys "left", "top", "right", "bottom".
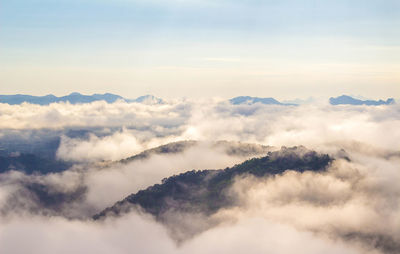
{"left": 0, "top": 100, "right": 399, "bottom": 253}
{"left": 2, "top": 99, "right": 399, "bottom": 160}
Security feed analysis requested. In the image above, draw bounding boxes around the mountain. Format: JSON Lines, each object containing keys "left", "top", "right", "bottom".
{"left": 63, "top": 92, "right": 124, "bottom": 104}
{"left": 0, "top": 94, "right": 58, "bottom": 105}
{"left": 0, "top": 93, "right": 123, "bottom": 105}
{"left": 0, "top": 153, "right": 71, "bottom": 174}
{"left": 0, "top": 138, "right": 271, "bottom": 175}
{"left": 119, "top": 140, "right": 272, "bottom": 164}
{"left": 0, "top": 140, "right": 272, "bottom": 218}
{"left": 94, "top": 146, "right": 332, "bottom": 223}
{"left": 329, "top": 95, "right": 395, "bottom": 106}
{"left": 130, "top": 95, "right": 164, "bottom": 104}
{"left": 229, "top": 96, "right": 297, "bottom": 105}
{"left": 0, "top": 93, "right": 163, "bottom": 105}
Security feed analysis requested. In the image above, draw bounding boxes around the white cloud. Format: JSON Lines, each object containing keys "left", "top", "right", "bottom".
{"left": 56, "top": 129, "right": 144, "bottom": 162}
{"left": 0, "top": 211, "right": 364, "bottom": 254}
{"left": 0, "top": 99, "right": 399, "bottom": 253}
{"left": 227, "top": 154, "right": 400, "bottom": 253}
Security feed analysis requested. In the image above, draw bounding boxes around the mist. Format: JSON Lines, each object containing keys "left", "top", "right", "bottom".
{"left": 0, "top": 100, "right": 399, "bottom": 254}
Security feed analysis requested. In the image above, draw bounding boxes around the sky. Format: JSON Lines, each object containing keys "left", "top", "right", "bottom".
{"left": 0, "top": 0, "right": 399, "bottom": 99}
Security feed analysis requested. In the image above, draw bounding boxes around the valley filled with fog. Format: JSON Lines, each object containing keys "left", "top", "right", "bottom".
{"left": 0, "top": 98, "right": 399, "bottom": 254}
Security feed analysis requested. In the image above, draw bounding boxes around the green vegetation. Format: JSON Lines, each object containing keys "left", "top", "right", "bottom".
{"left": 94, "top": 146, "right": 332, "bottom": 220}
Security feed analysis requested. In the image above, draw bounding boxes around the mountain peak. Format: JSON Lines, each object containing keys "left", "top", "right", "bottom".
{"left": 229, "top": 96, "right": 296, "bottom": 106}
{"left": 330, "top": 95, "right": 395, "bottom": 106}
{"left": 133, "top": 95, "right": 164, "bottom": 104}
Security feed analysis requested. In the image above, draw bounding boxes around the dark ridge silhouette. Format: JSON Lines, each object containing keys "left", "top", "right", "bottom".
{"left": 94, "top": 146, "right": 332, "bottom": 221}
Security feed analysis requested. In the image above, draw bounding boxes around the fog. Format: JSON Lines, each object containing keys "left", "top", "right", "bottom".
{"left": 0, "top": 213, "right": 365, "bottom": 254}
{"left": 229, "top": 153, "right": 400, "bottom": 253}
{"left": 0, "top": 100, "right": 399, "bottom": 253}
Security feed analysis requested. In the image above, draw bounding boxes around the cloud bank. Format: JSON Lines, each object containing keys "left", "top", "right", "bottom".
{"left": 0, "top": 99, "right": 399, "bottom": 253}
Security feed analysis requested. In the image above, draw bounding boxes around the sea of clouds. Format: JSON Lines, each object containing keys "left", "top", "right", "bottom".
{"left": 0, "top": 99, "right": 399, "bottom": 254}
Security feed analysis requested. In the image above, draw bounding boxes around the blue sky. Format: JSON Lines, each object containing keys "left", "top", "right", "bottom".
{"left": 1, "top": 0, "right": 399, "bottom": 99}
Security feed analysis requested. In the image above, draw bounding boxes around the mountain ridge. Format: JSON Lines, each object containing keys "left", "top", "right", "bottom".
{"left": 329, "top": 95, "right": 395, "bottom": 106}
{"left": 94, "top": 146, "right": 332, "bottom": 222}
{"left": 0, "top": 93, "right": 396, "bottom": 106}
{"left": 0, "top": 93, "right": 163, "bottom": 105}
{"left": 119, "top": 140, "right": 272, "bottom": 164}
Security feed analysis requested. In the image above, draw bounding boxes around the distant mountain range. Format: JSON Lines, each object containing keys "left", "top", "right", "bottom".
{"left": 231, "top": 95, "right": 396, "bottom": 106}
{"left": 0, "top": 93, "right": 395, "bottom": 106}
{"left": 329, "top": 95, "right": 395, "bottom": 106}
{"left": 0, "top": 93, "right": 163, "bottom": 105}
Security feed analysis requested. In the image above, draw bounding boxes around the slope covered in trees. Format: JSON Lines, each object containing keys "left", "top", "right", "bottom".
{"left": 94, "top": 146, "right": 332, "bottom": 220}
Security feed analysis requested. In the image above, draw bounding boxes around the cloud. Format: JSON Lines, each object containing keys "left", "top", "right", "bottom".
{"left": 0, "top": 99, "right": 399, "bottom": 253}
{"left": 0, "top": 100, "right": 189, "bottom": 130}
{"left": 1, "top": 99, "right": 399, "bottom": 155}
{"left": 182, "top": 102, "right": 400, "bottom": 152}
{"left": 0, "top": 141, "right": 267, "bottom": 217}
{"left": 56, "top": 129, "right": 144, "bottom": 162}
{"left": 0, "top": 211, "right": 364, "bottom": 254}
{"left": 227, "top": 153, "right": 400, "bottom": 253}
{"left": 83, "top": 143, "right": 259, "bottom": 211}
